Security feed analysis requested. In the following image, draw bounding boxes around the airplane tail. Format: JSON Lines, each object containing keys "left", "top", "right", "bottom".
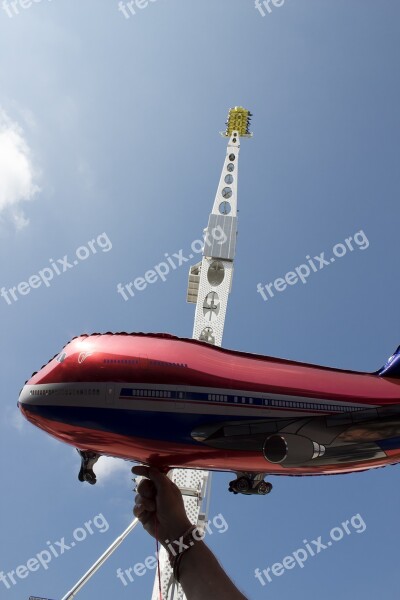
{"left": 377, "top": 346, "right": 400, "bottom": 378}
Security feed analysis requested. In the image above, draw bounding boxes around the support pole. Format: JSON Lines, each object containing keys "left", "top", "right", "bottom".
{"left": 60, "top": 518, "right": 139, "bottom": 600}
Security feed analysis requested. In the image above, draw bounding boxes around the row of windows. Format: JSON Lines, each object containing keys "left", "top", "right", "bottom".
{"left": 266, "top": 399, "right": 358, "bottom": 412}
{"left": 128, "top": 388, "right": 364, "bottom": 413}
{"left": 207, "top": 395, "right": 256, "bottom": 404}
{"left": 208, "top": 394, "right": 229, "bottom": 402}
{"left": 30, "top": 385, "right": 366, "bottom": 414}
{"left": 102, "top": 359, "right": 188, "bottom": 368}
{"left": 235, "top": 397, "right": 254, "bottom": 404}
{"left": 131, "top": 389, "right": 172, "bottom": 398}
{"left": 30, "top": 388, "right": 100, "bottom": 396}
{"left": 150, "top": 360, "right": 188, "bottom": 369}
{"left": 206, "top": 394, "right": 357, "bottom": 411}
{"left": 103, "top": 359, "right": 139, "bottom": 365}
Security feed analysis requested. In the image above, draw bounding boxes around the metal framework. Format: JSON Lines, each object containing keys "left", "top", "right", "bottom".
{"left": 57, "top": 107, "right": 252, "bottom": 600}
{"left": 152, "top": 107, "right": 252, "bottom": 599}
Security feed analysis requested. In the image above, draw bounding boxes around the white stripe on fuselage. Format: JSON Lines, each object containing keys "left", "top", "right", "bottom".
{"left": 19, "top": 382, "right": 376, "bottom": 419}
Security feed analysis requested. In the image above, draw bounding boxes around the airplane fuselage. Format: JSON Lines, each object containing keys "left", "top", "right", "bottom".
{"left": 18, "top": 333, "right": 400, "bottom": 476}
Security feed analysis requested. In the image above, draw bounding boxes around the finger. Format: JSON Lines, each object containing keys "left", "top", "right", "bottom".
{"left": 134, "top": 494, "right": 143, "bottom": 506}
{"left": 147, "top": 467, "right": 176, "bottom": 492}
{"left": 136, "top": 509, "right": 155, "bottom": 533}
{"left": 140, "top": 511, "right": 155, "bottom": 527}
{"left": 132, "top": 466, "right": 173, "bottom": 492}
{"left": 133, "top": 503, "right": 146, "bottom": 517}
{"left": 134, "top": 494, "right": 156, "bottom": 512}
{"left": 137, "top": 478, "right": 156, "bottom": 499}
{"left": 132, "top": 465, "right": 151, "bottom": 478}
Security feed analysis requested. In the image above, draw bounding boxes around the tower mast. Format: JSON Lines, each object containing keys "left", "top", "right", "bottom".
{"left": 151, "top": 107, "right": 252, "bottom": 600}
{"left": 57, "top": 109, "right": 253, "bottom": 600}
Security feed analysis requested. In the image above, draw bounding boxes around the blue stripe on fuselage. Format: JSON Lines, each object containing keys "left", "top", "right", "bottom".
{"left": 377, "top": 437, "right": 400, "bottom": 451}
{"left": 22, "top": 405, "right": 260, "bottom": 444}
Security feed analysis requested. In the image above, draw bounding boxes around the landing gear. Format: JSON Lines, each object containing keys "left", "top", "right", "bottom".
{"left": 77, "top": 450, "right": 100, "bottom": 485}
{"left": 257, "top": 480, "right": 273, "bottom": 495}
{"left": 228, "top": 472, "right": 273, "bottom": 496}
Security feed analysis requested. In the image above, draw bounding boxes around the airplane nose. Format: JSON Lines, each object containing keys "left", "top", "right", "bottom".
{"left": 18, "top": 384, "right": 43, "bottom": 407}
{"left": 18, "top": 384, "right": 50, "bottom": 423}
{"left": 18, "top": 385, "right": 35, "bottom": 418}
{"left": 18, "top": 386, "right": 30, "bottom": 407}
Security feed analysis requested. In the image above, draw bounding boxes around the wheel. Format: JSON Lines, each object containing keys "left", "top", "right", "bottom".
{"left": 257, "top": 481, "right": 272, "bottom": 495}
{"left": 228, "top": 481, "right": 239, "bottom": 494}
{"left": 84, "top": 472, "right": 96, "bottom": 485}
{"left": 236, "top": 476, "right": 250, "bottom": 493}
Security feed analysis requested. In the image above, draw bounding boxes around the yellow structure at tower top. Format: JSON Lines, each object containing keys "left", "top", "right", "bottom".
{"left": 223, "top": 106, "right": 253, "bottom": 137}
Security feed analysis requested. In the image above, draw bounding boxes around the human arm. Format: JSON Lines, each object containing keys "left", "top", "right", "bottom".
{"left": 132, "top": 466, "right": 248, "bottom": 600}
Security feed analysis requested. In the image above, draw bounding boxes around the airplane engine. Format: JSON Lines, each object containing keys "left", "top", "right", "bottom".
{"left": 263, "top": 434, "right": 325, "bottom": 466}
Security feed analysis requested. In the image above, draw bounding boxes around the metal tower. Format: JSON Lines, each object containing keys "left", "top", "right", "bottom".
{"left": 151, "top": 107, "right": 252, "bottom": 600}
{"left": 58, "top": 108, "right": 252, "bottom": 600}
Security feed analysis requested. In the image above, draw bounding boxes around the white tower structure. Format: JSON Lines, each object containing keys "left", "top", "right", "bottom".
{"left": 151, "top": 107, "right": 252, "bottom": 600}
{"left": 58, "top": 108, "right": 253, "bottom": 600}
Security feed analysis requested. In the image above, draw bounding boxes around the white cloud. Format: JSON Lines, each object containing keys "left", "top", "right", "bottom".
{"left": 93, "top": 455, "right": 131, "bottom": 485}
{"left": 0, "top": 107, "right": 40, "bottom": 229}
{"left": 4, "top": 406, "right": 26, "bottom": 433}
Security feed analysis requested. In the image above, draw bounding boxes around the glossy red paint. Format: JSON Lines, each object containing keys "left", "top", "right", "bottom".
{"left": 18, "top": 408, "right": 400, "bottom": 476}
{"left": 19, "top": 333, "right": 400, "bottom": 477}
{"left": 27, "top": 333, "right": 400, "bottom": 405}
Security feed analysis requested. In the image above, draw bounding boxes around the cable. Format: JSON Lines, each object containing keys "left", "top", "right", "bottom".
{"left": 154, "top": 515, "right": 162, "bottom": 600}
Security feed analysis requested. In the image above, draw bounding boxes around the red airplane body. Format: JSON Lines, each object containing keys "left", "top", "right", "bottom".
{"left": 18, "top": 333, "right": 400, "bottom": 482}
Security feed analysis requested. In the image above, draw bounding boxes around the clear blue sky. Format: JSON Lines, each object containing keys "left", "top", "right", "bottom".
{"left": 1, "top": 1, "right": 399, "bottom": 599}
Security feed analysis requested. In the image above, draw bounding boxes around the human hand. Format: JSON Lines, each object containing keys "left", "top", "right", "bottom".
{"left": 132, "top": 466, "right": 192, "bottom": 547}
